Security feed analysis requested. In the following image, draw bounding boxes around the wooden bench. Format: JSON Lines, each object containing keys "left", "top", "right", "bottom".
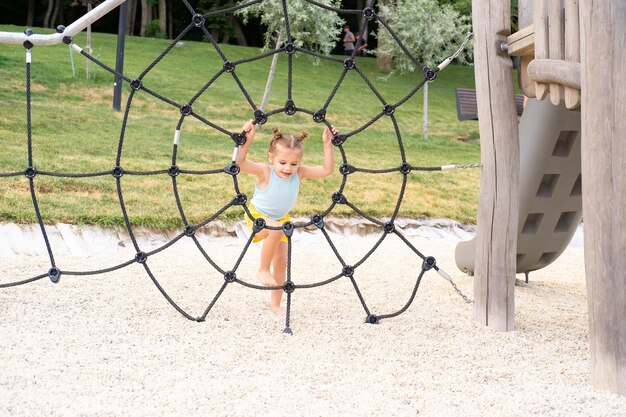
{"left": 455, "top": 88, "right": 525, "bottom": 121}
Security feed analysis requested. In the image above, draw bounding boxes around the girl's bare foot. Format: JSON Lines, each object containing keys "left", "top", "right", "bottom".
{"left": 257, "top": 270, "right": 276, "bottom": 286}
{"left": 271, "top": 305, "right": 286, "bottom": 316}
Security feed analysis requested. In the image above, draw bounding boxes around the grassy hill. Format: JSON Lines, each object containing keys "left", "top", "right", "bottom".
{"left": 0, "top": 25, "right": 481, "bottom": 229}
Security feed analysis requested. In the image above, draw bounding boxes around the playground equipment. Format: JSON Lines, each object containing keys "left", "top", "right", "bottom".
{"left": 455, "top": 98, "right": 581, "bottom": 277}
{"left": 472, "top": 0, "right": 625, "bottom": 395}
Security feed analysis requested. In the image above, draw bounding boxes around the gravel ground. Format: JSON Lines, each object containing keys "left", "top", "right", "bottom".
{"left": 1, "top": 221, "right": 625, "bottom": 417}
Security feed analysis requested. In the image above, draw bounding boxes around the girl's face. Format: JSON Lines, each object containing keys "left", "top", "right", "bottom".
{"left": 269, "top": 144, "right": 302, "bottom": 179}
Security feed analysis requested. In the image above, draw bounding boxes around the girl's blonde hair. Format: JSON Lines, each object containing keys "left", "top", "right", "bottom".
{"left": 269, "top": 127, "right": 308, "bottom": 155}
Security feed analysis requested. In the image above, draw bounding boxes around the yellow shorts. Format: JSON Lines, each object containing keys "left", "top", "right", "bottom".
{"left": 245, "top": 204, "right": 291, "bottom": 243}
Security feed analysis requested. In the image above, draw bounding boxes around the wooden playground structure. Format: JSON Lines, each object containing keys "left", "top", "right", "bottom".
{"left": 473, "top": 0, "right": 625, "bottom": 395}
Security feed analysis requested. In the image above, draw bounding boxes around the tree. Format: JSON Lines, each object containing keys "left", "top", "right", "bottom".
{"left": 376, "top": 0, "right": 472, "bottom": 72}
{"left": 237, "top": 0, "right": 344, "bottom": 110}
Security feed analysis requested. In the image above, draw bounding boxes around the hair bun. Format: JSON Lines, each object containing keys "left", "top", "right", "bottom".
{"left": 272, "top": 127, "right": 282, "bottom": 139}
{"left": 296, "top": 131, "right": 309, "bottom": 142}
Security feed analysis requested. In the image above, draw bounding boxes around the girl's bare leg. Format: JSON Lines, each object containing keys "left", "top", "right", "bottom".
{"left": 270, "top": 241, "right": 288, "bottom": 313}
{"left": 257, "top": 219, "right": 283, "bottom": 286}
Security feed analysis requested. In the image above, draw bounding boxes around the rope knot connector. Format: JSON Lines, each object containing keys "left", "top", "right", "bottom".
{"left": 168, "top": 165, "right": 180, "bottom": 177}
{"left": 48, "top": 267, "right": 61, "bottom": 283}
{"left": 184, "top": 225, "right": 196, "bottom": 237}
{"left": 224, "top": 163, "right": 240, "bottom": 176}
{"left": 180, "top": 104, "right": 192, "bottom": 116}
{"left": 24, "top": 166, "right": 37, "bottom": 178}
{"left": 112, "top": 166, "right": 124, "bottom": 178}
{"left": 343, "top": 58, "right": 355, "bottom": 70}
{"left": 223, "top": 61, "right": 236, "bottom": 73}
{"left": 312, "top": 214, "right": 324, "bottom": 229}
{"left": 365, "top": 314, "right": 379, "bottom": 324}
{"left": 400, "top": 163, "right": 412, "bottom": 174}
{"left": 423, "top": 256, "right": 436, "bottom": 271}
{"left": 283, "top": 280, "right": 295, "bottom": 293}
{"left": 232, "top": 193, "right": 247, "bottom": 205}
{"left": 224, "top": 271, "right": 236, "bottom": 283}
{"left": 384, "top": 222, "right": 395, "bottom": 234}
{"left": 332, "top": 192, "right": 347, "bottom": 204}
{"left": 383, "top": 104, "right": 395, "bottom": 115}
{"left": 62, "top": 35, "right": 72, "bottom": 45}
{"left": 130, "top": 79, "right": 142, "bottom": 91}
{"left": 253, "top": 218, "right": 266, "bottom": 233}
{"left": 423, "top": 66, "right": 437, "bottom": 81}
{"left": 192, "top": 14, "right": 205, "bottom": 27}
{"left": 342, "top": 265, "right": 355, "bottom": 277}
{"left": 363, "top": 7, "right": 375, "bottom": 20}
{"left": 331, "top": 134, "right": 346, "bottom": 146}
{"left": 339, "top": 164, "right": 356, "bottom": 175}
{"left": 284, "top": 99, "right": 297, "bottom": 115}
{"left": 285, "top": 43, "right": 296, "bottom": 55}
{"left": 135, "top": 251, "right": 148, "bottom": 264}
{"left": 282, "top": 221, "right": 294, "bottom": 238}
{"left": 232, "top": 132, "right": 246, "bottom": 145}
{"left": 313, "top": 109, "right": 326, "bottom": 123}
{"left": 254, "top": 109, "right": 267, "bottom": 125}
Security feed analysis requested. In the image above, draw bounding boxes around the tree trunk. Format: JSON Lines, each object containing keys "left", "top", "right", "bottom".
{"left": 158, "top": 0, "right": 167, "bottom": 35}
{"left": 580, "top": 0, "right": 626, "bottom": 396}
{"left": 376, "top": 0, "right": 394, "bottom": 72}
{"left": 260, "top": 31, "right": 284, "bottom": 112}
{"left": 50, "top": 0, "right": 62, "bottom": 29}
{"left": 140, "top": 0, "right": 150, "bottom": 37}
{"left": 167, "top": 0, "right": 173, "bottom": 39}
{"left": 43, "top": 0, "right": 54, "bottom": 28}
{"left": 229, "top": 15, "right": 248, "bottom": 46}
{"left": 27, "top": 0, "right": 36, "bottom": 27}
{"left": 126, "top": 0, "right": 137, "bottom": 36}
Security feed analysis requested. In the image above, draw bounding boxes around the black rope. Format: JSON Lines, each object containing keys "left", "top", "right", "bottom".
{"left": 0, "top": 0, "right": 476, "bottom": 332}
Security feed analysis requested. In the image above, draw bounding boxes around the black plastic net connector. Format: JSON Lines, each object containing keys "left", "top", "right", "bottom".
{"left": 224, "top": 271, "right": 237, "bottom": 283}
{"left": 283, "top": 327, "right": 293, "bottom": 335}
{"left": 331, "top": 192, "right": 347, "bottom": 204}
{"left": 24, "top": 166, "right": 37, "bottom": 179}
{"left": 282, "top": 221, "right": 294, "bottom": 238}
{"left": 253, "top": 218, "right": 266, "bottom": 233}
{"left": 383, "top": 104, "right": 395, "bottom": 116}
{"left": 283, "top": 280, "right": 295, "bottom": 293}
{"left": 400, "top": 163, "right": 412, "bottom": 174}
{"left": 223, "top": 61, "right": 236, "bottom": 73}
{"left": 331, "top": 134, "right": 347, "bottom": 146}
{"left": 284, "top": 99, "right": 297, "bottom": 116}
{"left": 284, "top": 42, "right": 296, "bottom": 55}
{"left": 339, "top": 164, "right": 356, "bottom": 175}
{"left": 232, "top": 193, "right": 247, "bottom": 205}
{"left": 48, "top": 267, "right": 61, "bottom": 283}
{"left": 130, "top": 78, "right": 142, "bottom": 91}
{"left": 224, "top": 163, "right": 240, "bottom": 176}
{"left": 23, "top": 40, "right": 33, "bottom": 49}
{"left": 313, "top": 109, "right": 326, "bottom": 123}
{"left": 383, "top": 222, "right": 395, "bottom": 234}
{"left": 423, "top": 66, "right": 437, "bottom": 81}
{"left": 365, "top": 314, "right": 379, "bottom": 324}
{"left": 196, "top": 316, "right": 205, "bottom": 322}
{"left": 184, "top": 224, "right": 196, "bottom": 237}
{"left": 192, "top": 14, "right": 205, "bottom": 27}
{"left": 254, "top": 109, "right": 267, "bottom": 125}
{"left": 180, "top": 104, "right": 192, "bottom": 116}
{"left": 312, "top": 214, "right": 324, "bottom": 229}
{"left": 56, "top": 25, "right": 65, "bottom": 34}
{"left": 168, "top": 165, "right": 180, "bottom": 177}
{"left": 363, "top": 7, "right": 376, "bottom": 20}
{"left": 343, "top": 58, "right": 355, "bottom": 70}
{"left": 112, "top": 166, "right": 124, "bottom": 178}
{"left": 135, "top": 251, "right": 148, "bottom": 264}
{"left": 231, "top": 132, "right": 246, "bottom": 145}
{"left": 342, "top": 265, "right": 355, "bottom": 277}
{"left": 62, "top": 35, "right": 72, "bottom": 45}
{"left": 423, "top": 256, "right": 436, "bottom": 271}
{"left": 24, "top": 28, "right": 35, "bottom": 36}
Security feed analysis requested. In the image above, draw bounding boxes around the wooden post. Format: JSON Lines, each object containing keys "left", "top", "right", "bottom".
{"left": 472, "top": 0, "right": 519, "bottom": 331}
{"left": 580, "top": 0, "right": 626, "bottom": 396}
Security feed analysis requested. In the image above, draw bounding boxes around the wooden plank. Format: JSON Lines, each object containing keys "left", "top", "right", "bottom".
{"left": 548, "top": 0, "right": 564, "bottom": 105}
{"left": 507, "top": 24, "right": 535, "bottom": 56}
{"left": 564, "top": 0, "right": 580, "bottom": 109}
{"left": 527, "top": 58, "right": 581, "bottom": 89}
{"left": 580, "top": 0, "right": 626, "bottom": 396}
{"left": 518, "top": 0, "right": 534, "bottom": 27}
{"left": 472, "top": 0, "right": 518, "bottom": 332}
{"left": 518, "top": 55, "right": 536, "bottom": 97}
{"left": 533, "top": 0, "right": 549, "bottom": 99}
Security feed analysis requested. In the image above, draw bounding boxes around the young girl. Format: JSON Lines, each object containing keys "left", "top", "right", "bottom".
{"left": 237, "top": 119, "right": 337, "bottom": 314}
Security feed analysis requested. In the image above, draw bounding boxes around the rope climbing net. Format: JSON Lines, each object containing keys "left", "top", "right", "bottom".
{"left": 0, "top": 0, "right": 475, "bottom": 334}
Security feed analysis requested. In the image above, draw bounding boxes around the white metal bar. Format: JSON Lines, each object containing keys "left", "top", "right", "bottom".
{"left": 0, "top": 0, "right": 126, "bottom": 46}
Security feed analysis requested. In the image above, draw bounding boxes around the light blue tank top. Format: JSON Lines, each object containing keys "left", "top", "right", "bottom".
{"left": 250, "top": 166, "right": 300, "bottom": 220}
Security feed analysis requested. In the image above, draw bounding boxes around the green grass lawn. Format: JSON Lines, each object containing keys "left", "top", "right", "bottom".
{"left": 0, "top": 25, "right": 481, "bottom": 230}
